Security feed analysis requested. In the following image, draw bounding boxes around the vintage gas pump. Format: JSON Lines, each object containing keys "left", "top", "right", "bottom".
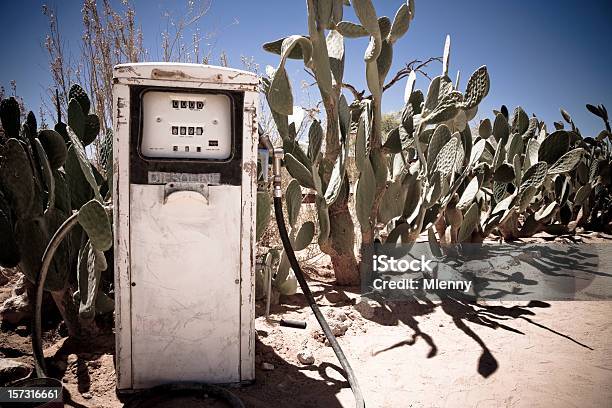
{"left": 111, "top": 63, "right": 259, "bottom": 391}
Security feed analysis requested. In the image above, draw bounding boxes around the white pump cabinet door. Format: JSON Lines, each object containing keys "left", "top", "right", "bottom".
{"left": 129, "top": 183, "right": 242, "bottom": 387}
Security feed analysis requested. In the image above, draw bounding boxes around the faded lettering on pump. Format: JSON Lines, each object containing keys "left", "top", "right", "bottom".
{"left": 148, "top": 171, "right": 221, "bottom": 184}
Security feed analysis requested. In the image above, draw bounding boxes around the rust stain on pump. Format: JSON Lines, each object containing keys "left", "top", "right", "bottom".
{"left": 151, "top": 68, "right": 195, "bottom": 80}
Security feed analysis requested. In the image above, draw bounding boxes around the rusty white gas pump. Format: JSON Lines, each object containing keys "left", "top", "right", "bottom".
{"left": 111, "top": 63, "right": 259, "bottom": 391}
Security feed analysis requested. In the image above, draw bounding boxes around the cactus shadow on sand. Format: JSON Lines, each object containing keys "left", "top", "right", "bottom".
{"left": 363, "top": 295, "right": 593, "bottom": 379}
{"left": 361, "top": 241, "right": 603, "bottom": 379}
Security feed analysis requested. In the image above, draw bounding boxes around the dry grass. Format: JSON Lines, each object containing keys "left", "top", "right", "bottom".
{"left": 41, "top": 0, "right": 227, "bottom": 167}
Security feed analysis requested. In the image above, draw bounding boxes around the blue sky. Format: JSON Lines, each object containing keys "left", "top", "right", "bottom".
{"left": 1, "top": 0, "right": 611, "bottom": 136}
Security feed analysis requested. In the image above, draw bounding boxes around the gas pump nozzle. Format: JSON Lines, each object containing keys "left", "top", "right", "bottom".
{"left": 259, "top": 133, "right": 284, "bottom": 198}
{"left": 272, "top": 148, "right": 284, "bottom": 198}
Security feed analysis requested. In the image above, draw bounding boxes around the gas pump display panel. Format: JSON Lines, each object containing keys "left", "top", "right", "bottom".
{"left": 129, "top": 87, "right": 244, "bottom": 186}
{"left": 141, "top": 91, "right": 232, "bottom": 160}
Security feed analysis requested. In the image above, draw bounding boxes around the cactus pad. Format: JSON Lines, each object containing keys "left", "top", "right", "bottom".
{"left": 535, "top": 202, "right": 557, "bottom": 222}
{"left": 26, "top": 111, "right": 37, "bottom": 137}
{"left": 53, "top": 169, "right": 72, "bottom": 214}
{"left": 479, "top": 118, "right": 492, "bottom": 139}
{"left": 325, "top": 147, "right": 347, "bottom": 206}
{"left": 38, "top": 129, "right": 68, "bottom": 169}
{"left": 426, "top": 91, "right": 464, "bottom": 123}
{"left": 525, "top": 138, "right": 540, "bottom": 169}
{"left": 403, "top": 177, "right": 423, "bottom": 224}
{"left": 492, "top": 192, "right": 515, "bottom": 215}
{"left": 470, "top": 139, "right": 486, "bottom": 166}
{"left": 574, "top": 183, "right": 592, "bottom": 205}
{"left": 379, "top": 180, "right": 405, "bottom": 223}
{"left": 67, "top": 126, "right": 102, "bottom": 201}
{"left": 294, "top": 221, "right": 315, "bottom": 251}
{"left": 457, "top": 176, "right": 480, "bottom": 210}
{"left": 506, "top": 133, "right": 524, "bottom": 162}
{"left": 264, "top": 37, "right": 310, "bottom": 59}
{"left": 286, "top": 179, "right": 302, "bottom": 227}
{"left": 0, "top": 138, "right": 35, "bottom": 219}
{"left": 433, "top": 135, "right": 460, "bottom": 178}
{"left": 327, "top": 30, "right": 346, "bottom": 88}
{"left": 493, "top": 182, "right": 508, "bottom": 203}
{"left": 458, "top": 202, "right": 479, "bottom": 243}
{"left": 352, "top": 0, "right": 381, "bottom": 36}
{"left": 463, "top": 66, "right": 490, "bottom": 109}
{"left": 267, "top": 67, "right": 294, "bottom": 116}
{"left": 0, "top": 97, "right": 21, "bottom": 138}
{"left": 511, "top": 106, "right": 529, "bottom": 135}
{"left": 15, "top": 208, "right": 71, "bottom": 291}
{"left": 492, "top": 113, "right": 510, "bottom": 144}
{"left": 376, "top": 40, "right": 393, "bottom": 85}
{"left": 538, "top": 130, "right": 570, "bottom": 165}
{"left": 336, "top": 21, "right": 370, "bottom": 38}
{"left": 377, "top": 16, "right": 392, "bottom": 38}
{"left": 69, "top": 84, "right": 91, "bottom": 114}
{"left": 425, "top": 171, "right": 443, "bottom": 207}
{"left": 82, "top": 114, "right": 100, "bottom": 146}
{"left": 356, "top": 156, "right": 376, "bottom": 231}
{"left": 32, "top": 138, "right": 55, "bottom": 210}
{"left": 316, "top": 197, "right": 330, "bottom": 245}
{"left": 517, "top": 185, "right": 537, "bottom": 212}
{"left": 68, "top": 98, "right": 87, "bottom": 143}
{"left": 388, "top": 3, "right": 410, "bottom": 44}
{"left": 65, "top": 145, "right": 94, "bottom": 209}
{"left": 521, "top": 162, "right": 548, "bottom": 190}
{"left": 427, "top": 124, "right": 452, "bottom": 171}
{"left": 77, "top": 240, "right": 106, "bottom": 320}
{"left": 316, "top": 0, "right": 333, "bottom": 28}
{"left": 285, "top": 153, "right": 315, "bottom": 189}
{"left": 308, "top": 120, "right": 324, "bottom": 162}
{"left": 78, "top": 199, "right": 112, "bottom": 251}
{"left": 547, "top": 148, "right": 585, "bottom": 175}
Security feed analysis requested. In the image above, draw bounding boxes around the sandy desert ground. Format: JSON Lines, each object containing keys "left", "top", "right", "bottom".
{"left": 1, "top": 235, "right": 611, "bottom": 407}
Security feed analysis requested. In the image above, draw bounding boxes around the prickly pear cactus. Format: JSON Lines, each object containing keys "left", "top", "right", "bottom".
{"left": 261, "top": 0, "right": 409, "bottom": 284}
{"left": 0, "top": 86, "right": 113, "bottom": 321}
{"left": 259, "top": 0, "right": 612, "bottom": 277}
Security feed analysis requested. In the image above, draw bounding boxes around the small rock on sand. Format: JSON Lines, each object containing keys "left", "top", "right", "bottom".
{"left": 297, "top": 349, "right": 315, "bottom": 365}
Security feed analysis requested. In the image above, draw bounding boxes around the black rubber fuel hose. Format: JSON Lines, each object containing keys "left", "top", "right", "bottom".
{"left": 274, "top": 197, "right": 366, "bottom": 408}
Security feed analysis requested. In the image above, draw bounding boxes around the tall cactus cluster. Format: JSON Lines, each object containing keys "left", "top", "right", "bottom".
{"left": 261, "top": 0, "right": 420, "bottom": 284}
{"left": 0, "top": 84, "right": 114, "bottom": 333}
{"left": 354, "top": 32, "right": 491, "bottom": 247}
{"left": 259, "top": 0, "right": 612, "bottom": 287}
